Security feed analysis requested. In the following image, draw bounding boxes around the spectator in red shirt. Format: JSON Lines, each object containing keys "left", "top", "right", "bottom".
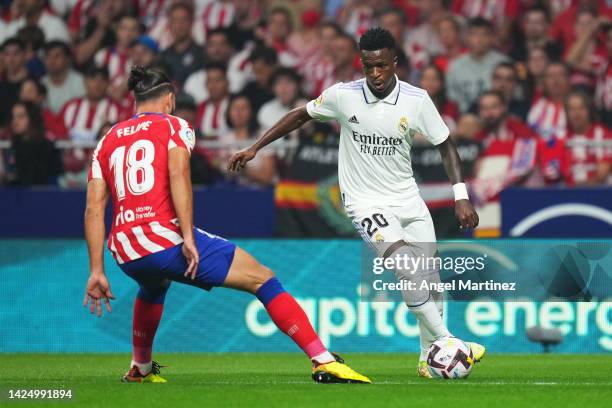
{"left": 527, "top": 62, "right": 571, "bottom": 139}
{"left": 471, "top": 90, "right": 538, "bottom": 233}
{"left": 566, "top": 10, "right": 610, "bottom": 93}
{"left": 19, "top": 78, "right": 67, "bottom": 140}
{"left": 511, "top": 6, "right": 562, "bottom": 63}
{"left": 432, "top": 15, "right": 466, "bottom": 73}
{"left": 419, "top": 64, "right": 460, "bottom": 135}
{"left": 550, "top": 0, "right": 612, "bottom": 50}
{"left": 541, "top": 90, "right": 611, "bottom": 185}
{"left": 595, "top": 24, "right": 612, "bottom": 125}
{"left": 256, "top": 6, "right": 297, "bottom": 67}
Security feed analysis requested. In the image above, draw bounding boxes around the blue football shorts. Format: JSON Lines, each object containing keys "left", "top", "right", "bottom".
{"left": 118, "top": 227, "right": 236, "bottom": 303}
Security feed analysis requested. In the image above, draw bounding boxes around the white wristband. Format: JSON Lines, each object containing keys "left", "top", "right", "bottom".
{"left": 453, "top": 183, "right": 469, "bottom": 201}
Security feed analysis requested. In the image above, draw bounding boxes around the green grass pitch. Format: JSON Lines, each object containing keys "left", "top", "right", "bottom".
{"left": 1, "top": 353, "right": 612, "bottom": 407}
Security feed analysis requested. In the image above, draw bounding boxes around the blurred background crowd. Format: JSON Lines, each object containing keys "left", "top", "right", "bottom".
{"left": 0, "top": 0, "right": 610, "bottom": 237}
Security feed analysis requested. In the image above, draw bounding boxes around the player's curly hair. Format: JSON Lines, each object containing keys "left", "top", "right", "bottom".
{"left": 128, "top": 65, "right": 174, "bottom": 102}
{"left": 358, "top": 27, "right": 396, "bottom": 52}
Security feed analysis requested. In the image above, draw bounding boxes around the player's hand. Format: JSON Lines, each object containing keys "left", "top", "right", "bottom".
{"left": 182, "top": 238, "right": 199, "bottom": 280}
{"left": 227, "top": 148, "right": 256, "bottom": 172}
{"left": 83, "top": 273, "right": 115, "bottom": 317}
{"left": 455, "top": 199, "right": 479, "bottom": 230}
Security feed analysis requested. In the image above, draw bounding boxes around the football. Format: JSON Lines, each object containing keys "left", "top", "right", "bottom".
{"left": 427, "top": 337, "right": 474, "bottom": 379}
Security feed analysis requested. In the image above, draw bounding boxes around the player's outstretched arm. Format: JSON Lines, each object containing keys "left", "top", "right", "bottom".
{"left": 168, "top": 147, "right": 199, "bottom": 279}
{"left": 438, "top": 137, "right": 479, "bottom": 230}
{"left": 228, "top": 106, "right": 312, "bottom": 172}
{"left": 83, "top": 179, "right": 115, "bottom": 317}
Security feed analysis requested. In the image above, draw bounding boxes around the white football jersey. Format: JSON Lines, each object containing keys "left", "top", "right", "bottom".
{"left": 306, "top": 76, "right": 449, "bottom": 208}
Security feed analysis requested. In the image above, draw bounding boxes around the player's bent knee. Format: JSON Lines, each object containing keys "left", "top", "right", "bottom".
{"left": 251, "top": 265, "right": 275, "bottom": 292}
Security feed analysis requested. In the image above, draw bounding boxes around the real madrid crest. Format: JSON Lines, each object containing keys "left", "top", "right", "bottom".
{"left": 398, "top": 116, "right": 408, "bottom": 134}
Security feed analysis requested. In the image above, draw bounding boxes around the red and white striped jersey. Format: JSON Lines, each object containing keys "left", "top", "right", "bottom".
{"left": 451, "top": 0, "right": 519, "bottom": 28}
{"left": 562, "top": 124, "right": 612, "bottom": 185}
{"left": 342, "top": 6, "right": 374, "bottom": 38}
{"left": 196, "top": 97, "right": 229, "bottom": 138}
{"left": 199, "top": 0, "right": 234, "bottom": 32}
{"left": 62, "top": 97, "right": 121, "bottom": 141}
{"left": 94, "top": 47, "right": 132, "bottom": 90}
{"left": 527, "top": 97, "right": 567, "bottom": 139}
{"left": 89, "top": 112, "right": 196, "bottom": 264}
{"left": 136, "top": 0, "right": 167, "bottom": 28}
{"left": 68, "top": 0, "right": 95, "bottom": 36}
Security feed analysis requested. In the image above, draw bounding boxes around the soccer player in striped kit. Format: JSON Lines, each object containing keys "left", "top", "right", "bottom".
{"left": 83, "top": 66, "right": 370, "bottom": 384}
{"left": 229, "top": 27, "right": 486, "bottom": 378}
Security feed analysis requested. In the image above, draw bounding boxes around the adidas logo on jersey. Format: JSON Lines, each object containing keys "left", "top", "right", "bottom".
{"left": 348, "top": 115, "right": 359, "bottom": 124}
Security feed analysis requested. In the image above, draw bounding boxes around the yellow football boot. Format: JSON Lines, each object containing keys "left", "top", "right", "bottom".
{"left": 312, "top": 354, "right": 371, "bottom": 384}
{"left": 466, "top": 342, "right": 486, "bottom": 363}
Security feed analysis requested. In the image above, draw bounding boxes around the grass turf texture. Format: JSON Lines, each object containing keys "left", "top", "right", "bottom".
{"left": 1, "top": 353, "right": 611, "bottom": 407}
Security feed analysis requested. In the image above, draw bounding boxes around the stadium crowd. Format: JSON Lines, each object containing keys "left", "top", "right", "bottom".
{"left": 0, "top": 0, "right": 609, "bottom": 194}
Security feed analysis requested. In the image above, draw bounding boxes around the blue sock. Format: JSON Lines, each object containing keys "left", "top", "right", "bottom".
{"left": 255, "top": 277, "right": 286, "bottom": 306}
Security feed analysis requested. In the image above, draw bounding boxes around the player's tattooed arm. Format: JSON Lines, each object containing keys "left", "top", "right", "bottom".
{"left": 228, "top": 106, "right": 312, "bottom": 172}
{"left": 438, "top": 137, "right": 479, "bottom": 229}
{"left": 84, "top": 179, "right": 115, "bottom": 317}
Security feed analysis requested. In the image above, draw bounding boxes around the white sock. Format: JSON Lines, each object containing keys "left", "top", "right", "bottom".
{"left": 418, "top": 321, "right": 435, "bottom": 362}
{"left": 312, "top": 351, "right": 335, "bottom": 364}
{"left": 131, "top": 360, "right": 152, "bottom": 375}
{"left": 409, "top": 299, "right": 451, "bottom": 340}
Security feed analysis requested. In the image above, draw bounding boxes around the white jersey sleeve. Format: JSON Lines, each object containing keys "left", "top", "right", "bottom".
{"left": 306, "top": 83, "right": 340, "bottom": 121}
{"left": 415, "top": 93, "right": 450, "bottom": 146}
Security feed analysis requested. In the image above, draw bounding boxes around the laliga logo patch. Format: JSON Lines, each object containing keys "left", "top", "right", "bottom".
{"left": 314, "top": 94, "right": 324, "bottom": 107}
{"left": 398, "top": 116, "right": 409, "bottom": 134}
{"left": 179, "top": 126, "right": 195, "bottom": 147}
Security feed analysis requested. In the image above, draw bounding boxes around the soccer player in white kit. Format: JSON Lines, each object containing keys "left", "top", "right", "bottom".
{"left": 229, "top": 28, "right": 485, "bottom": 378}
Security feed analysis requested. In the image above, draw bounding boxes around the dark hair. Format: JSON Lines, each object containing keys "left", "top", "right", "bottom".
{"left": 127, "top": 65, "right": 174, "bottom": 102}
{"left": 270, "top": 67, "right": 301, "bottom": 87}
{"left": 17, "top": 26, "right": 45, "bottom": 51}
{"left": 21, "top": 77, "right": 48, "bottom": 97}
{"left": 479, "top": 89, "right": 507, "bottom": 106}
{"left": 566, "top": 89, "right": 597, "bottom": 127}
{"left": 421, "top": 64, "right": 447, "bottom": 107}
{"left": 43, "top": 40, "right": 71, "bottom": 56}
{"left": 375, "top": 6, "right": 407, "bottom": 23}
{"left": 267, "top": 6, "right": 293, "bottom": 31}
{"left": 524, "top": 5, "right": 550, "bottom": 22}
{"left": 2, "top": 37, "right": 25, "bottom": 52}
{"left": 225, "top": 93, "right": 258, "bottom": 134}
{"left": 205, "top": 61, "right": 228, "bottom": 75}
{"left": 436, "top": 15, "right": 461, "bottom": 32}
{"left": 494, "top": 62, "right": 518, "bottom": 78}
{"left": 168, "top": 0, "right": 194, "bottom": 16}
{"left": 468, "top": 17, "right": 494, "bottom": 31}
{"left": 207, "top": 28, "right": 231, "bottom": 41}
{"left": 320, "top": 21, "right": 343, "bottom": 35}
{"left": 358, "top": 27, "right": 396, "bottom": 51}
{"left": 248, "top": 45, "right": 278, "bottom": 65}
{"left": 84, "top": 65, "right": 109, "bottom": 79}
{"left": 336, "top": 32, "right": 358, "bottom": 51}
{"left": 11, "top": 100, "right": 46, "bottom": 141}
{"left": 546, "top": 60, "right": 570, "bottom": 76}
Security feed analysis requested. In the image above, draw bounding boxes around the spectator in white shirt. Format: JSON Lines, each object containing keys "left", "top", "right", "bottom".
{"left": 41, "top": 41, "right": 86, "bottom": 114}
{"left": 5, "top": 0, "right": 70, "bottom": 43}
{"left": 258, "top": 68, "right": 302, "bottom": 131}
